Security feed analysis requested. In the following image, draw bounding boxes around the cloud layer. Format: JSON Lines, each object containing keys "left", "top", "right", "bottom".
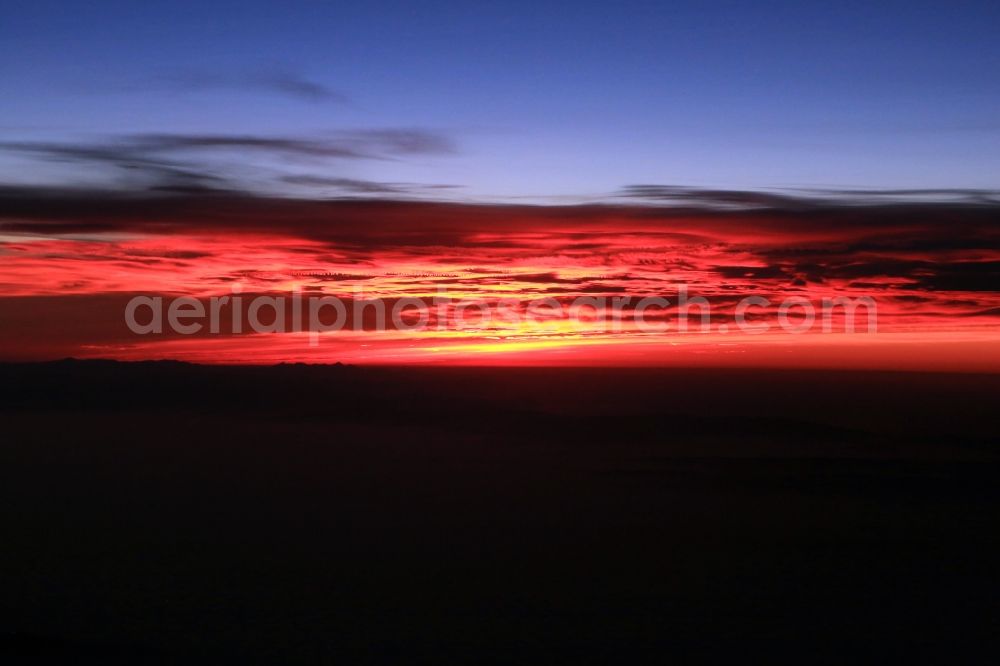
{"left": 1, "top": 178, "right": 998, "bottom": 365}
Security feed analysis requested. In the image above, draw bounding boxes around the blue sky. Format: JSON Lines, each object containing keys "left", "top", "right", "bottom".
{"left": 2, "top": 0, "right": 999, "bottom": 199}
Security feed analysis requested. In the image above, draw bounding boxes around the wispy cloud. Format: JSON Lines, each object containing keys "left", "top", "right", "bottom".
{"left": 130, "top": 67, "right": 348, "bottom": 103}
{"left": 1, "top": 129, "right": 458, "bottom": 192}
{"left": 280, "top": 175, "right": 460, "bottom": 195}
{"left": 619, "top": 185, "right": 1000, "bottom": 209}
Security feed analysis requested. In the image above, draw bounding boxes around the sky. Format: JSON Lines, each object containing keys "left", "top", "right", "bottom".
{"left": 0, "top": 1, "right": 998, "bottom": 368}
{"left": 3, "top": 0, "right": 1000, "bottom": 197}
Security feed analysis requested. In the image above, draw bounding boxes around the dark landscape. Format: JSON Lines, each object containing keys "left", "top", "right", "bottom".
{"left": 2, "top": 361, "right": 998, "bottom": 663}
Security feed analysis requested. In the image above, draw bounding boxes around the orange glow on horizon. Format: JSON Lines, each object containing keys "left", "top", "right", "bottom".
{"left": 2, "top": 202, "right": 998, "bottom": 370}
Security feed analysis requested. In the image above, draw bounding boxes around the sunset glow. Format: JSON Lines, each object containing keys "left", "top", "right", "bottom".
{"left": 2, "top": 197, "right": 997, "bottom": 369}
